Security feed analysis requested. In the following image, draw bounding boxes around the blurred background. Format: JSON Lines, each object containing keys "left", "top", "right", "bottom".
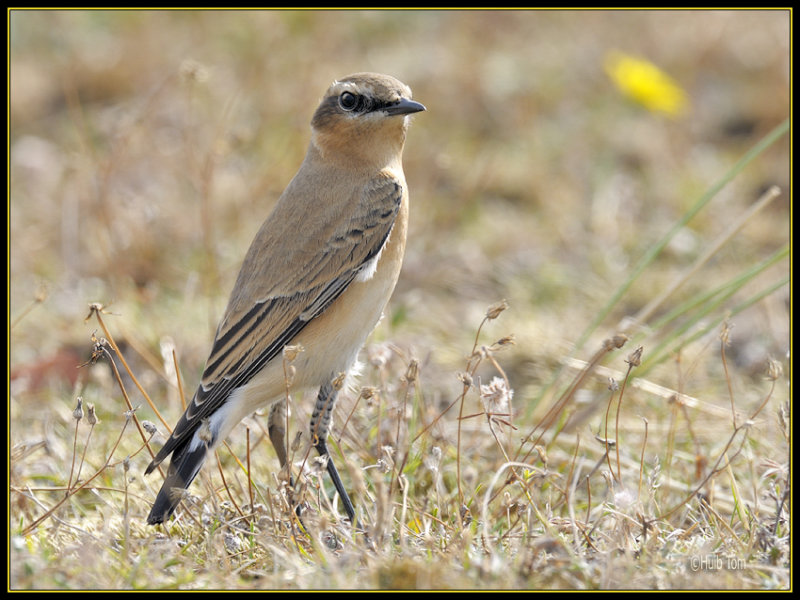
{"left": 10, "top": 9, "right": 790, "bottom": 446}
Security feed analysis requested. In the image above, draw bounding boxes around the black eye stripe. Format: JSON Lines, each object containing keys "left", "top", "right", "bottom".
{"left": 337, "top": 91, "right": 400, "bottom": 114}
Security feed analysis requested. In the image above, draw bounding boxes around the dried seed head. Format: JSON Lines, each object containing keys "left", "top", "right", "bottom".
{"left": 480, "top": 376, "right": 513, "bottom": 415}
{"left": 457, "top": 371, "right": 473, "bottom": 388}
{"left": 377, "top": 446, "right": 395, "bottom": 472}
{"left": 460, "top": 504, "right": 473, "bottom": 525}
{"left": 331, "top": 372, "right": 346, "bottom": 391}
{"left": 486, "top": 299, "right": 509, "bottom": 320}
{"left": 359, "top": 386, "right": 379, "bottom": 401}
{"left": 608, "top": 377, "right": 619, "bottom": 391}
{"left": 594, "top": 434, "right": 616, "bottom": 448}
{"left": 424, "top": 446, "right": 442, "bottom": 472}
{"left": 123, "top": 406, "right": 139, "bottom": 422}
{"left": 404, "top": 358, "right": 419, "bottom": 384}
{"left": 85, "top": 302, "right": 106, "bottom": 321}
{"left": 626, "top": 345, "right": 644, "bottom": 367}
{"left": 604, "top": 334, "right": 629, "bottom": 351}
{"left": 86, "top": 403, "right": 97, "bottom": 426}
{"left": 72, "top": 397, "right": 84, "bottom": 421}
{"left": 766, "top": 357, "right": 782, "bottom": 381}
{"left": 777, "top": 401, "right": 789, "bottom": 440}
{"left": 491, "top": 334, "right": 516, "bottom": 351}
{"left": 614, "top": 487, "right": 636, "bottom": 511}
{"left": 290, "top": 431, "right": 303, "bottom": 453}
{"left": 282, "top": 344, "right": 305, "bottom": 363}
{"left": 142, "top": 420, "right": 158, "bottom": 435}
{"left": 648, "top": 455, "right": 661, "bottom": 490}
{"left": 719, "top": 320, "right": 733, "bottom": 346}
{"left": 534, "top": 444, "right": 548, "bottom": 467}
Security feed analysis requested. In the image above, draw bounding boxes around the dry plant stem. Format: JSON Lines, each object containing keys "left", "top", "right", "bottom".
{"left": 74, "top": 421, "right": 96, "bottom": 490}
{"left": 700, "top": 497, "right": 746, "bottom": 551}
{"left": 664, "top": 354, "right": 683, "bottom": 487}
{"left": 247, "top": 428, "right": 254, "bottom": 513}
{"left": 96, "top": 341, "right": 158, "bottom": 465}
{"left": 10, "top": 285, "right": 48, "bottom": 330}
{"left": 498, "top": 336, "right": 627, "bottom": 511}
{"left": 456, "top": 315, "right": 490, "bottom": 508}
{"left": 679, "top": 400, "right": 702, "bottom": 459}
{"left": 87, "top": 304, "right": 172, "bottom": 432}
{"left": 480, "top": 461, "right": 576, "bottom": 559}
{"left": 603, "top": 386, "right": 619, "bottom": 483}
{"left": 117, "top": 322, "right": 175, "bottom": 382}
{"left": 390, "top": 367, "right": 417, "bottom": 502}
{"left": 661, "top": 375, "right": 777, "bottom": 520}
{"left": 173, "top": 349, "right": 187, "bottom": 411}
{"left": 585, "top": 477, "right": 593, "bottom": 530}
{"left": 720, "top": 322, "right": 737, "bottom": 429}
{"left": 280, "top": 354, "right": 307, "bottom": 531}
{"left": 483, "top": 349, "right": 514, "bottom": 438}
{"left": 614, "top": 359, "right": 637, "bottom": 484}
{"left": 565, "top": 435, "right": 583, "bottom": 549}
{"left": 122, "top": 459, "right": 131, "bottom": 563}
{"left": 215, "top": 452, "right": 244, "bottom": 520}
{"left": 338, "top": 393, "right": 363, "bottom": 444}
{"left": 723, "top": 454, "right": 748, "bottom": 531}
{"left": 519, "top": 335, "right": 627, "bottom": 466}
{"left": 773, "top": 488, "right": 789, "bottom": 537}
{"left": 411, "top": 394, "right": 462, "bottom": 446}
{"left": 484, "top": 416, "right": 512, "bottom": 465}
{"left": 638, "top": 417, "right": 649, "bottom": 503}
{"left": 21, "top": 415, "right": 134, "bottom": 535}
{"left": 67, "top": 417, "right": 80, "bottom": 494}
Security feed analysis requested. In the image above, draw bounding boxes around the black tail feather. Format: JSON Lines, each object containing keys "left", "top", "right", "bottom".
{"left": 147, "top": 441, "right": 208, "bottom": 524}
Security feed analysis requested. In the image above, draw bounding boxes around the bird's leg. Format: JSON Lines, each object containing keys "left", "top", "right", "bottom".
{"left": 267, "top": 400, "right": 289, "bottom": 470}
{"left": 267, "top": 401, "right": 304, "bottom": 520}
{"left": 311, "top": 381, "right": 358, "bottom": 525}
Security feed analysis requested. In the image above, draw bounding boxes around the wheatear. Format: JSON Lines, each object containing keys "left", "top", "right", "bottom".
{"left": 145, "top": 73, "right": 424, "bottom": 525}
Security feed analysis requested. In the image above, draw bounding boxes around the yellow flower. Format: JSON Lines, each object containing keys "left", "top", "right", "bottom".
{"left": 604, "top": 50, "right": 689, "bottom": 117}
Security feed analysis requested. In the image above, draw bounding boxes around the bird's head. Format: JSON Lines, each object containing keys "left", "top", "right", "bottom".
{"left": 310, "top": 73, "right": 425, "bottom": 169}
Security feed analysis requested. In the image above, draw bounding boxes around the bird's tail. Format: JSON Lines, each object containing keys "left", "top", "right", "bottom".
{"left": 146, "top": 440, "right": 209, "bottom": 525}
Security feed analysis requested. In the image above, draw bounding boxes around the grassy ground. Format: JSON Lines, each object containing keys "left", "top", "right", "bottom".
{"left": 9, "top": 9, "right": 790, "bottom": 590}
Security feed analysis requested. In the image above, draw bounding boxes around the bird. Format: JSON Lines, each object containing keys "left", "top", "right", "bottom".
{"left": 145, "top": 73, "right": 425, "bottom": 526}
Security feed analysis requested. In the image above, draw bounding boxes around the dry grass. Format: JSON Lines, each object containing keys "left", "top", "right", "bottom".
{"left": 9, "top": 9, "right": 790, "bottom": 590}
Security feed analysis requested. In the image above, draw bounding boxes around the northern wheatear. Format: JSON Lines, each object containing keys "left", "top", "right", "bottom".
{"left": 145, "top": 73, "right": 424, "bottom": 525}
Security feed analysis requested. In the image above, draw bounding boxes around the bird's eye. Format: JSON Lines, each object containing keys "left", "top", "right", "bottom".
{"left": 338, "top": 91, "right": 360, "bottom": 111}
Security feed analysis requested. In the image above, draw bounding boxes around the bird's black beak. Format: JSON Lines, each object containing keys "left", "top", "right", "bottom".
{"left": 383, "top": 98, "right": 426, "bottom": 116}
